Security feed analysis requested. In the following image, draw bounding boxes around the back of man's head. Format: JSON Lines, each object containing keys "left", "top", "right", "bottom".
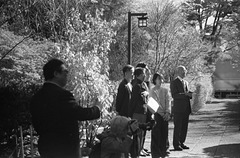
{"left": 122, "top": 65, "right": 134, "bottom": 75}
{"left": 136, "top": 62, "right": 147, "bottom": 69}
{"left": 134, "top": 67, "right": 144, "bottom": 77}
{"left": 176, "top": 65, "right": 186, "bottom": 74}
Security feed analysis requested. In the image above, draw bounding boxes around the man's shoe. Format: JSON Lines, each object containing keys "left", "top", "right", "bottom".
{"left": 166, "top": 150, "right": 170, "bottom": 154}
{"left": 140, "top": 150, "right": 148, "bottom": 156}
{"left": 180, "top": 144, "right": 190, "bottom": 149}
{"left": 143, "top": 148, "right": 151, "bottom": 154}
{"left": 174, "top": 146, "right": 183, "bottom": 151}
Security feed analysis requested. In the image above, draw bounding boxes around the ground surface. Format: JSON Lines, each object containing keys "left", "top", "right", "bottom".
{"left": 143, "top": 98, "right": 240, "bottom": 158}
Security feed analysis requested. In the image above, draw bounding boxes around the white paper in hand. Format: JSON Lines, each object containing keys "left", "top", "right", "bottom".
{"left": 147, "top": 97, "right": 160, "bottom": 113}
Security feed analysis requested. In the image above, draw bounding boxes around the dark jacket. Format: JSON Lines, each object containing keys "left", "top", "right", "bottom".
{"left": 170, "top": 77, "right": 192, "bottom": 113}
{"left": 116, "top": 79, "right": 132, "bottom": 117}
{"left": 30, "top": 82, "right": 100, "bottom": 158}
{"left": 98, "top": 131, "right": 132, "bottom": 158}
{"left": 128, "top": 79, "right": 149, "bottom": 118}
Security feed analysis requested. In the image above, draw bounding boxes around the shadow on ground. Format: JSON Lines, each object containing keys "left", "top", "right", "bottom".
{"left": 203, "top": 143, "right": 240, "bottom": 158}
{"left": 190, "top": 99, "right": 240, "bottom": 126}
{"left": 221, "top": 100, "right": 240, "bottom": 126}
{"left": 202, "top": 100, "right": 240, "bottom": 158}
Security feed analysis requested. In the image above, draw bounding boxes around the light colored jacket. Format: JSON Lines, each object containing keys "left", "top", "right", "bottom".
{"left": 150, "top": 86, "right": 171, "bottom": 116}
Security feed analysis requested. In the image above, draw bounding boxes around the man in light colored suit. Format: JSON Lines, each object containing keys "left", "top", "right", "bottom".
{"left": 170, "top": 66, "right": 192, "bottom": 151}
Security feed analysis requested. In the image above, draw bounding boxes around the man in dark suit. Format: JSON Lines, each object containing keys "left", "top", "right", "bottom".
{"left": 135, "top": 62, "right": 152, "bottom": 156}
{"left": 128, "top": 67, "right": 149, "bottom": 158}
{"left": 170, "top": 66, "right": 192, "bottom": 151}
{"left": 30, "top": 59, "right": 101, "bottom": 158}
{"left": 115, "top": 65, "right": 134, "bottom": 117}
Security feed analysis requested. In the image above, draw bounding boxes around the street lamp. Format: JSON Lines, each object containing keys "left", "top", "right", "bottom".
{"left": 138, "top": 16, "right": 148, "bottom": 27}
{"left": 128, "top": 12, "right": 148, "bottom": 65}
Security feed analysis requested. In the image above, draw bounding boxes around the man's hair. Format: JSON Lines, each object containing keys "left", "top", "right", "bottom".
{"left": 176, "top": 65, "right": 187, "bottom": 74}
{"left": 43, "top": 59, "right": 64, "bottom": 81}
{"left": 152, "top": 73, "right": 164, "bottom": 85}
{"left": 122, "top": 65, "right": 134, "bottom": 75}
{"left": 136, "top": 62, "right": 147, "bottom": 69}
{"left": 134, "top": 67, "right": 144, "bottom": 77}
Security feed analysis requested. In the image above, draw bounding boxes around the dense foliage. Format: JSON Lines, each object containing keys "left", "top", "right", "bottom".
{"left": 181, "top": 0, "right": 240, "bottom": 67}
{"left": 53, "top": 9, "right": 116, "bottom": 115}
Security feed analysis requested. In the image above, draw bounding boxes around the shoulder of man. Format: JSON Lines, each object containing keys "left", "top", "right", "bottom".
{"left": 183, "top": 79, "right": 189, "bottom": 83}
{"left": 132, "top": 82, "right": 141, "bottom": 92}
{"left": 118, "top": 79, "right": 127, "bottom": 87}
{"left": 171, "top": 77, "right": 179, "bottom": 84}
{"left": 43, "top": 83, "right": 74, "bottom": 99}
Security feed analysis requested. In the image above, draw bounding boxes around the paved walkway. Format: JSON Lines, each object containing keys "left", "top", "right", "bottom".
{"left": 143, "top": 99, "right": 240, "bottom": 158}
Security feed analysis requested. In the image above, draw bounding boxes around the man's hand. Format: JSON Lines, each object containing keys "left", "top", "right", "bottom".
{"left": 94, "top": 98, "right": 103, "bottom": 110}
{"left": 163, "top": 113, "right": 171, "bottom": 121}
{"left": 141, "top": 91, "right": 149, "bottom": 97}
{"left": 128, "top": 119, "right": 139, "bottom": 134}
{"left": 185, "top": 92, "right": 193, "bottom": 98}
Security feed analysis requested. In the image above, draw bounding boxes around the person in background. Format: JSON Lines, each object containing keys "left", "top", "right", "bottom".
{"left": 129, "top": 67, "right": 149, "bottom": 157}
{"left": 30, "top": 59, "right": 101, "bottom": 158}
{"left": 170, "top": 65, "right": 192, "bottom": 151}
{"left": 116, "top": 65, "right": 134, "bottom": 117}
{"left": 150, "top": 73, "right": 171, "bottom": 158}
{"left": 135, "top": 62, "right": 152, "bottom": 156}
{"left": 98, "top": 116, "right": 155, "bottom": 158}
{"left": 100, "top": 116, "right": 135, "bottom": 158}
{"left": 136, "top": 62, "right": 151, "bottom": 89}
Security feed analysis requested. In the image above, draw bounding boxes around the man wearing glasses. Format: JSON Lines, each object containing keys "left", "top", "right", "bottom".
{"left": 30, "top": 59, "right": 101, "bottom": 158}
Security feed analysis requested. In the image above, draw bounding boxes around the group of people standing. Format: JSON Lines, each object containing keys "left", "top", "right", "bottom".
{"left": 30, "top": 58, "right": 192, "bottom": 158}
{"left": 115, "top": 63, "right": 193, "bottom": 158}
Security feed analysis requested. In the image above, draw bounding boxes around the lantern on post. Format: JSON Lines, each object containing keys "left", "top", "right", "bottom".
{"left": 138, "top": 16, "right": 148, "bottom": 27}
{"left": 128, "top": 12, "right": 148, "bottom": 65}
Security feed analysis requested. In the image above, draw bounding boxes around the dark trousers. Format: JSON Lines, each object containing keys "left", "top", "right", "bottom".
{"left": 130, "top": 132, "right": 141, "bottom": 158}
{"left": 151, "top": 113, "right": 169, "bottom": 157}
{"left": 173, "top": 111, "right": 190, "bottom": 148}
{"left": 131, "top": 113, "right": 146, "bottom": 157}
{"left": 142, "top": 110, "right": 152, "bottom": 151}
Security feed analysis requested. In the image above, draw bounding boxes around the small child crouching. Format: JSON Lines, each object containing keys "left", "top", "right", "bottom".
{"left": 100, "top": 116, "right": 134, "bottom": 158}
{"left": 89, "top": 116, "right": 155, "bottom": 158}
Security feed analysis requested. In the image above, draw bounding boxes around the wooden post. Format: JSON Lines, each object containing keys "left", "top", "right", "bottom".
{"left": 19, "top": 126, "right": 24, "bottom": 158}
{"left": 30, "top": 125, "right": 34, "bottom": 158}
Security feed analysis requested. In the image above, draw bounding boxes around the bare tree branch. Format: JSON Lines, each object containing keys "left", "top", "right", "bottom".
{"left": 0, "top": 33, "right": 32, "bottom": 62}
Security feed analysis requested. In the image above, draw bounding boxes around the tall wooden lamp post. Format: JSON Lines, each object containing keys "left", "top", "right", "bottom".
{"left": 128, "top": 12, "right": 148, "bottom": 65}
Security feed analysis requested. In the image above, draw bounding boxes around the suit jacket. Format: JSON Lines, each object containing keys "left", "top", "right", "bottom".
{"left": 128, "top": 79, "right": 149, "bottom": 118}
{"left": 30, "top": 82, "right": 100, "bottom": 157}
{"left": 115, "top": 79, "right": 132, "bottom": 117}
{"left": 150, "top": 86, "right": 171, "bottom": 115}
{"left": 170, "top": 77, "right": 192, "bottom": 113}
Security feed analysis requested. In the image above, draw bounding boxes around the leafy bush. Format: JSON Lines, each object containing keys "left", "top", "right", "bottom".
{"left": 0, "top": 7, "right": 118, "bottom": 156}
{"left": 53, "top": 9, "right": 116, "bottom": 116}
{"left": 0, "top": 29, "right": 54, "bottom": 85}
{"left": 51, "top": 9, "right": 117, "bottom": 149}
{"left": 188, "top": 74, "right": 213, "bottom": 102}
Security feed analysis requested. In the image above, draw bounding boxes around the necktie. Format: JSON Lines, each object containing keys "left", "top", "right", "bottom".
{"left": 127, "top": 83, "right": 132, "bottom": 92}
{"left": 182, "top": 80, "right": 186, "bottom": 92}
